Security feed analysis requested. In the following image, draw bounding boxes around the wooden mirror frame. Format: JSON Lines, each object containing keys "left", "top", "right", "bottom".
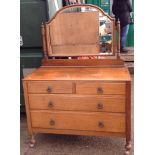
{"left": 41, "top": 4, "right": 120, "bottom": 58}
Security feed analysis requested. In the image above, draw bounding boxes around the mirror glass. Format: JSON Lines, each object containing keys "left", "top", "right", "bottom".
{"left": 99, "top": 12, "right": 113, "bottom": 55}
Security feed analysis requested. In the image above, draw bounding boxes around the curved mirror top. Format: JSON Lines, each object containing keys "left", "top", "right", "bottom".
{"left": 44, "top": 5, "right": 115, "bottom": 57}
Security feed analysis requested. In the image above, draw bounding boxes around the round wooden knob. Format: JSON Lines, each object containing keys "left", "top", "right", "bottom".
{"left": 47, "top": 86, "right": 52, "bottom": 93}
{"left": 97, "top": 87, "right": 103, "bottom": 94}
{"left": 98, "top": 121, "right": 104, "bottom": 128}
{"left": 49, "top": 119, "right": 55, "bottom": 126}
{"left": 97, "top": 102, "right": 103, "bottom": 109}
{"left": 48, "top": 101, "right": 54, "bottom": 108}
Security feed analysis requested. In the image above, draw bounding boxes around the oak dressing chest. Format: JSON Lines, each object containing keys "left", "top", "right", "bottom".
{"left": 23, "top": 4, "right": 132, "bottom": 155}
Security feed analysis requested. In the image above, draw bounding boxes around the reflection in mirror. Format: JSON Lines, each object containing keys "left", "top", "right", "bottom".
{"left": 99, "top": 13, "right": 112, "bottom": 55}
{"left": 59, "top": 6, "right": 113, "bottom": 55}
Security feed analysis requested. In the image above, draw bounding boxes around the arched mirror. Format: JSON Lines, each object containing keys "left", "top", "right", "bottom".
{"left": 42, "top": 4, "right": 116, "bottom": 57}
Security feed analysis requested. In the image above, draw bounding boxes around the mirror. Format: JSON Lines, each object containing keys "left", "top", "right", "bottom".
{"left": 43, "top": 4, "right": 115, "bottom": 57}
{"left": 99, "top": 13, "right": 113, "bottom": 55}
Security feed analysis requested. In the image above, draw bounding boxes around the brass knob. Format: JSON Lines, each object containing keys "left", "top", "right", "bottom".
{"left": 97, "top": 87, "right": 103, "bottom": 94}
{"left": 47, "top": 86, "right": 52, "bottom": 93}
{"left": 97, "top": 102, "right": 103, "bottom": 109}
{"left": 48, "top": 101, "right": 54, "bottom": 108}
{"left": 49, "top": 119, "right": 55, "bottom": 126}
{"left": 98, "top": 121, "right": 104, "bottom": 128}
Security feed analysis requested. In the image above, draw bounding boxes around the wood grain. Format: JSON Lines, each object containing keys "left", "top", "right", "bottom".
{"left": 50, "top": 44, "right": 100, "bottom": 55}
{"left": 28, "top": 94, "right": 125, "bottom": 112}
{"left": 50, "top": 12, "right": 99, "bottom": 45}
{"left": 76, "top": 82, "right": 126, "bottom": 95}
{"left": 47, "top": 11, "right": 100, "bottom": 56}
{"left": 45, "top": 24, "right": 52, "bottom": 54}
{"left": 31, "top": 110, "right": 125, "bottom": 133}
{"left": 23, "top": 67, "right": 131, "bottom": 81}
{"left": 41, "top": 59, "right": 124, "bottom": 67}
{"left": 27, "top": 81, "right": 72, "bottom": 94}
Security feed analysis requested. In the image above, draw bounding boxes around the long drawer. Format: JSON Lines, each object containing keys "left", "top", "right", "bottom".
{"left": 76, "top": 82, "right": 126, "bottom": 95}
{"left": 29, "top": 94, "right": 125, "bottom": 112}
{"left": 27, "top": 81, "right": 73, "bottom": 94}
{"left": 31, "top": 111, "right": 125, "bottom": 133}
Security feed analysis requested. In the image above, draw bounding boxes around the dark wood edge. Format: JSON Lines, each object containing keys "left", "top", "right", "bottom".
{"left": 23, "top": 81, "right": 33, "bottom": 136}
{"left": 126, "top": 81, "right": 131, "bottom": 142}
{"left": 45, "top": 53, "right": 116, "bottom": 57}
{"left": 41, "top": 59, "right": 125, "bottom": 67}
{"left": 32, "top": 128, "right": 125, "bottom": 137}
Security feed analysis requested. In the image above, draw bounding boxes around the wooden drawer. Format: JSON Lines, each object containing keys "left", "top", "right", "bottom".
{"left": 29, "top": 94, "right": 125, "bottom": 112}
{"left": 76, "top": 82, "right": 125, "bottom": 95}
{"left": 31, "top": 111, "right": 125, "bottom": 133}
{"left": 27, "top": 81, "right": 72, "bottom": 94}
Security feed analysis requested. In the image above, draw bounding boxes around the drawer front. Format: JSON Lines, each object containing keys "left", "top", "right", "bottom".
{"left": 27, "top": 81, "right": 72, "bottom": 94}
{"left": 31, "top": 111, "right": 125, "bottom": 133}
{"left": 76, "top": 82, "right": 125, "bottom": 95}
{"left": 29, "top": 94, "right": 125, "bottom": 112}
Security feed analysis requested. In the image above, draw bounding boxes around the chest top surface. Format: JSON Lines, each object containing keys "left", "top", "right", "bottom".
{"left": 23, "top": 67, "right": 131, "bottom": 81}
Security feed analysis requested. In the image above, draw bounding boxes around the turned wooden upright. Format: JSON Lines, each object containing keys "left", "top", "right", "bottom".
{"left": 23, "top": 4, "right": 132, "bottom": 155}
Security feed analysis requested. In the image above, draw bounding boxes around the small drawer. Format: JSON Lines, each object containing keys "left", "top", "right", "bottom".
{"left": 29, "top": 94, "right": 125, "bottom": 112}
{"left": 27, "top": 81, "right": 72, "bottom": 94}
{"left": 76, "top": 82, "right": 125, "bottom": 95}
{"left": 31, "top": 111, "right": 125, "bottom": 133}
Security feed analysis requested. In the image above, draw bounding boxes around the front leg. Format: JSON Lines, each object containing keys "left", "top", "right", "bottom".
{"left": 124, "top": 141, "right": 132, "bottom": 155}
{"left": 125, "top": 81, "right": 132, "bottom": 155}
{"left": 29, "top": 134, "right": 36, "bottom": 148}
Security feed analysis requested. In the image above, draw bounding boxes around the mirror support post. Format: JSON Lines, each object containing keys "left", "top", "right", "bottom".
{"left": 41, "top": 23, "right": 48, "bottom": 59}
{"left": 117, "top": 19, "right": 120, "bottom": 59}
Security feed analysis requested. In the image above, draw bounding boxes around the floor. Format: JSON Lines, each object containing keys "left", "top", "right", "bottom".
{"left": 20, "top": 75, "right": 134, "bottom": 155}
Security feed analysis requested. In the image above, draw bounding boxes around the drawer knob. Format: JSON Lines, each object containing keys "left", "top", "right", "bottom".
{"left": 97, "top": 102, "right": 103, "bottom": 109}
{"left": 48, "top": 101, "right": 54, "bottom": 108}
{"left": 49, "top": 119, "right": 55, "bottom": 126}
{"left": 47, "top": 86, "right": 52, "bottom": 93}
{"left": 97, "top": 87, "right": 103, "bottom": 94}
{"left": 98, "top": 121, "right": 104, "bottom": 128}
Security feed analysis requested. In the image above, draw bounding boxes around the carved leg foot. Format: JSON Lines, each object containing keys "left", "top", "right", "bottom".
{"left": 124, "top": 141, "right": 132, "bottom": 155}
{"left": 29, "top": 135, "right": 36, "bottom": 148}
{"left": 124, "top": 150, "right": 130, "bottom": 155}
